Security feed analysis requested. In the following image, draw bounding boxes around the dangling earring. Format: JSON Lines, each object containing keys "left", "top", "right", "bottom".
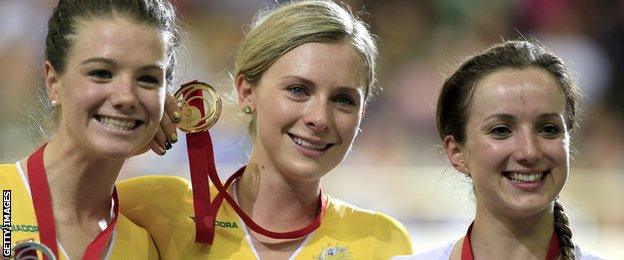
{"left": 242, "top": 106, "right": 252, "bottom": 114}
{"left": 51, "top": 100, "right": 58, "bottom": 108}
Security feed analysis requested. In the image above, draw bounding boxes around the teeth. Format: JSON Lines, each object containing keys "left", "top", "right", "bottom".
{"left": 508, "top": 172, "right": 544, "bottom": 183}
{"left": 97, "top": 116, "right": 137, "bottom": 131}
{"left": 292, "top": 136, "right": 328, "bottom": 151}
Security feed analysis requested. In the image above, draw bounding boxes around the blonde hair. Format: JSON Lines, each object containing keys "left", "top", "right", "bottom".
{"left": 234, "top": 0, "right": 378, "bottom": 135}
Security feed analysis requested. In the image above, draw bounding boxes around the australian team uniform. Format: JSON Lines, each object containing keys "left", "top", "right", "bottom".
{"left": 0, "top": 163, "right": 159, "bottom": 259}
{"left": 118, "top": 175, "right": 414, "bottom": 259}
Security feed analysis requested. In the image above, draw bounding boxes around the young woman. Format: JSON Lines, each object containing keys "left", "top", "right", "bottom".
{"left": 118, "top": 1, "right": 413, "bottom": 259}
{"left": 395, "top": 40, "right": 602, "bottom": 260}
{"left": 0, "top": 0, "right": 182, "bottom": 258}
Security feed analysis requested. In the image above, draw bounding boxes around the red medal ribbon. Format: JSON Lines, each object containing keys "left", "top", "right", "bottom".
{"left": 181, "top": 82, "right": 327, "bottom": 245}
{"left": 26, "top": 144, "right": 120, "bottom": 260}
{"left": 213, "top": 166, "right": 327, "bottom": 239}
{"left": 461, "top": 222, "right": 561, "bottom": 260}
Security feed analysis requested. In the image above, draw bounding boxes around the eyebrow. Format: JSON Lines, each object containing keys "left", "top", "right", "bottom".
{"left": 279, "top": 75, "right": 363, "bottom": 95}
{"left": 80, "top": 57, "right": 164, "bottom": 71}
{"left": 483, "top": 113, "right": 515, "bottom": 122}
{"left": 483, "top": 112, "right": 563, "bottom": 122}
{"left": 279, "top": 75, "right": 315, "bottom": 87}
{"left": 536, "top": 113, "right": 564, "bottom": 121}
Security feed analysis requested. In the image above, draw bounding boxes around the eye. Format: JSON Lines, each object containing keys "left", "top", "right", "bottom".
{"left": 88, "top": 70, "right": 112, "bottom": 81}
{"left": 539, "top": 124, "right": 562, "bottom": 138}
{"left": 138, "top": 75, "right": 161, "bottom": 87}
{"left": 332, "top": 94, "right": 355, "bottom": 106}
{"left": 286, "top": 85, "right": 310, "bottom": 97}
{"left": 488, "top": 125, "right": 513, "bottom": 139}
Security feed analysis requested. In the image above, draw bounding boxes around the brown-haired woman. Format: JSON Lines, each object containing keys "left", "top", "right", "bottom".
{"left": 0, "top": 0, "right": 182, "bottom": 258}
{"left": 395, "top": 40, "right": 602, "bottom": 260}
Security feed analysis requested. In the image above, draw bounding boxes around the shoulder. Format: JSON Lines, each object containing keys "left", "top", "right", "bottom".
{"left": 393, "top": 241, "right": 454, "bottom": 260}
{"left": 0, "top": 163, "right": 26, "bottom": 190}
{"left": 117, "top": 175, "right": 193, "bottom": 225}
{"left": 114, "top": 213, "right": 154, "bottom": 242}
{"left": 331, "top": 198, "right": 408, "bottom": 235}
{"left": 117, "top": 175, "right": 192, "bottom": 209}
{"left": 110, "top": 214, "right": 159, "bottom": 259}
{"left": 326, "top": 196, "right": 409, "bottom": 233}
{"left": 574, "top": 244, "right": 605, "bottom": 260}
{"left": 325, "top": 197, "right": 413, "bottom": 255}
{"left": 0, "top": 163, "right": 18, "bottom": 176}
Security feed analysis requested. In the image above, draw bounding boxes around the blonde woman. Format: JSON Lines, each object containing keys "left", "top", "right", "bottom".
{"left": 119, "top": 1, "right": 413, "bottom": 259}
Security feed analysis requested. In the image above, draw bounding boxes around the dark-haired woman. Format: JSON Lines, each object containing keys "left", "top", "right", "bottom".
{"left": 395, "top": 40, "right": 602, "bottom": 260}
{"left": 0, "top": 0, "right": 182, "bottom": 258}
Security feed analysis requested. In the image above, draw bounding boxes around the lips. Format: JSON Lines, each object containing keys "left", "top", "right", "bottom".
{"left": 95, "top": 115, "right": 143, "bottom": 131}
{"left": 288, "top": 133, "right": 333, "bottom": 152}
{"left": 503, "top": 171, "right": 548, "bottom": 183}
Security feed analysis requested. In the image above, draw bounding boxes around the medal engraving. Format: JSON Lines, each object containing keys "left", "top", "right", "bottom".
{"left": 178, "top": 106, "right": 202, "bottom": 132}
{"left": 174, "top": 81, "right": 222, "bottom": 133}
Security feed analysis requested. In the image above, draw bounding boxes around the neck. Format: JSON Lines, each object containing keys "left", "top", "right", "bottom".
{"left": 236, "top": 153, "right": 322, "bottom": 233}
{"left": 471, "top": 200, "right": 555, "bottom": 260}
{"left": 25, "top": 134, "right": 121, "bottom": 224}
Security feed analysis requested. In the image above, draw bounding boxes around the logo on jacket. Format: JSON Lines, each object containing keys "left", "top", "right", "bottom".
{"left": 189, "top": 216, "right": 239, "bottom": 229}
{"left": 317, "top": 243, "right": 352, "bottom": 259}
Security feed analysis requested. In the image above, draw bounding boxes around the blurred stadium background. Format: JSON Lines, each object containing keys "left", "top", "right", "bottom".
{"left": 1, "top": 0, "right": 622, "bottom": 258}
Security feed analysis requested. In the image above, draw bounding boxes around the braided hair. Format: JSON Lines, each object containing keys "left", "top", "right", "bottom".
{"left": 554, "top": 198, "right": 575, "bottom": 259}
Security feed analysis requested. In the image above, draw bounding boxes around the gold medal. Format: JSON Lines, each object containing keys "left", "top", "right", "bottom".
{"left": 174, "top": 81, "right": 222, "bottom": 133}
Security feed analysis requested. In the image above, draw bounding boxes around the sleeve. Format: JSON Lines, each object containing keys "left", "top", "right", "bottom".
{"left": 372, "top": 211, "right": 414, "bottom": 259}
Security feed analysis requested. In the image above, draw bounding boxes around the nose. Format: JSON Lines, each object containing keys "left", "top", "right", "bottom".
{"left": 109, "top": 77, "right": 138, "bottom": 112}
{"left": 512, "top": 129, "right": 542, "bottom": 165}
{"left": 304, "top": 99, "right": 330, "bottom": 133}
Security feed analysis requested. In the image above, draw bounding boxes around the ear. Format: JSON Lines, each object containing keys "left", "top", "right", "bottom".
{"left": 235, "top": 74, "right": 256, "bottom": 112}
{"left": 443, "top": 135, "right": 470, "bottom": 175}
{"left": 44, "top": 61, "right": 61, "bottom": 104}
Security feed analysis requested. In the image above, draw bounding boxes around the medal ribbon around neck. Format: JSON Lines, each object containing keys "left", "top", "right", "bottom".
{"left": 177, "top": 81, "right": 327, "bottom": 244}
{"left": 461, "top": 222, "right": 561, "bottom": 260}
{"left": 26, "top": 144, "right": 120, "bottom": 260}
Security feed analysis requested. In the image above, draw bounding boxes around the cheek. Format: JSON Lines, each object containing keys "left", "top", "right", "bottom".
{"left": 141, "top": 89, "right": 166, "bottom": 124}
{"left": 545, "top": 138, "right": 569, "bottom": 168}
{"left": 258, "top": 94, "right": 299, "bottom": 129}
{"left": 465, "top": 138, "right": 507, "bottom": 170}
{"left": 335, "top": 112, "right": 361, "bottom": 141}
{"left": 63, "top": 83, "right": 104, "bottom": 116}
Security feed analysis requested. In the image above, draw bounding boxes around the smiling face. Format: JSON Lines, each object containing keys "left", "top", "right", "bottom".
{"left": 239, "top": 41, "right": 366, "bottom": 181}
{"left": 46, "top": 17, "right": 169, "bottom": 159}
{"left": 454, "top": 67, "right": 569, "bottom": 218}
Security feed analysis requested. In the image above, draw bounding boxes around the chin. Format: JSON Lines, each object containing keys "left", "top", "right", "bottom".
{"left": 89, "top": 140, "right": 144, "bottom": 160}
{"left": 279, "top": 159, "right": 334, "bottom": 182}
{"left": 505, "top": 198, "right": 554, "bottom": 218}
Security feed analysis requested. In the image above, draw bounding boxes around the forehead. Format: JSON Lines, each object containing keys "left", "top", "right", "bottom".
{"left": 264, "top": 41, "right": 366, "bottom": 90}
{"left": 67, "top": 17, "right": 169, "bottom": 66}
{"left": 469, "top": 67, "right": 566, "bottom": 118}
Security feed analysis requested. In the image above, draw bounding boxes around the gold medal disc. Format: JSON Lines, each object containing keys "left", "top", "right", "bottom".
{"left": 174, "top": 81, "right": 222, "bottom": 133}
